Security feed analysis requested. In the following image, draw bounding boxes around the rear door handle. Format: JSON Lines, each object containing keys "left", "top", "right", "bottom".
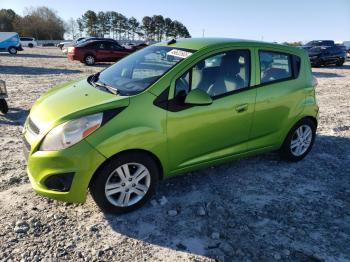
{"left": 235, "top": 104, "right": 248, "bottom": 113}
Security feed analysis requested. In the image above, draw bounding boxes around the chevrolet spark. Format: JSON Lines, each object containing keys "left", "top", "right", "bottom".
{"left": 23, "top": 38, "right": 319, "bottom": 214}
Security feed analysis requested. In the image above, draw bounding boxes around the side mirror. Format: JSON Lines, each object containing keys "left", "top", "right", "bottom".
{"left": 184, "top": 89, "right": 212, "bottom": 106}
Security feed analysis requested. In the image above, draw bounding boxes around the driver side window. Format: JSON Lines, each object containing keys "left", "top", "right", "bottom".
{"left": 174, "top": 50, "right": 250, "bottom": 100}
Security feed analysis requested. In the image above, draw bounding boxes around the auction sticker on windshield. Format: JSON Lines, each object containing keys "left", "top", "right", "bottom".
{"left": 167, "top": 49, "right": 193, "bottom": 59}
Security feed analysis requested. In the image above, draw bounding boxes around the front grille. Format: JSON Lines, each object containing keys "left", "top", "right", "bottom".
{"left": 28, "top": 117, "right": 40, "bottom": 135}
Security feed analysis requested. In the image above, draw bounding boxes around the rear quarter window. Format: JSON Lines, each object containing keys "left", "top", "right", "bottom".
{"left": 259, "top": 50, "right": 301, "bottom": 84}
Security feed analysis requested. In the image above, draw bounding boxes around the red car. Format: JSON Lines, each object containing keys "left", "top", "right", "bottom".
{"left": 67, "top": 40, "right": 134, "bottom": 65}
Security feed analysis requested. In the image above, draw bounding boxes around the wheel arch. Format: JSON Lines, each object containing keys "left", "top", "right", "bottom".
{"left": 280, "top": 115, "right": 318, "bottom": 148}
{"left": 8, "top": 46, "right": 17, "bottom": 52}
{"left": 89, "top": 149, "right": 164, "bottom": 187}
{"left": 303, "top": 116, "right": 318, "bottom": 128}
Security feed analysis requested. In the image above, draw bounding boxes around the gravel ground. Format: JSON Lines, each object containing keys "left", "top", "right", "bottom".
{"left": 0, "top": 47, "right": 349, "bottom": 262}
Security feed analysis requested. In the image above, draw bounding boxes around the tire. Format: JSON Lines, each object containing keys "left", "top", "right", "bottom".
{"left": 336, "top": 59, "right": 344, "bottom": 66}
{"left": 84, "top": 55, "right": 95, "bottom": 65}
{"left": 28, "top": 43, "right": 33, "bottom": 48}
{"left": 90, "top": 151, "right": 160, "bottom": 214}
{"left": 0, "top": 99, "right": 9, "bottom": 114}
{"left": 312, "top": 60, "right": 321, "bottom": 68}
{"left": 280, "top": 118, "right": 316, "bottom": 162}
{"left": 8, "top": 47, "right": 17, "bottom": 55}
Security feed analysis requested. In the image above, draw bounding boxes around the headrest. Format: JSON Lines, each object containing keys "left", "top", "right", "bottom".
{"left": 221, "top": 54, "right": 240, "bottom": 75}
{"left": 195, "top": 60, "right": 205, "bottom": 70}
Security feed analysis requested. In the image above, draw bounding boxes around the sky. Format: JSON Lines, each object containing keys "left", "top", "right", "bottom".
{"left": 1, "top": 0, "right": 350, "bottom": 42}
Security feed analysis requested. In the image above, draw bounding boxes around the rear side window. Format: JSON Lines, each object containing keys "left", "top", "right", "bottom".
{"left": 293, "top": 55, "right": 301, "bottom": 78}
{"left": 111, "top": 43, "right": 124, "bottom": 50}
{"left": 260, "top": 51, "right": 292, "bottom": 84}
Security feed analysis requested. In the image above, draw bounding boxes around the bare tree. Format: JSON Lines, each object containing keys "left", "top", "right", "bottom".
{"left": 15, "top": 7, "right": 65, "bottom": 39}
{"left": 65, "top": 18, "right": 79, "bottom": 39}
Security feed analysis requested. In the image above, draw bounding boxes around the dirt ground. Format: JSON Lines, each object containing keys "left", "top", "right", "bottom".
{"left": 0, "top": 47, "right": 349, "bottom": 262}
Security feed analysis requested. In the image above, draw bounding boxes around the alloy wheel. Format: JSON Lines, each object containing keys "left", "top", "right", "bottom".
{"left": 290, "top": 125, "right": 313, "bottom": 157}
{"left": 85, "top": 56, "right": 95, "bottom": 65}
{"left": 105, "top": 163, "right": 151, "bottom": 207}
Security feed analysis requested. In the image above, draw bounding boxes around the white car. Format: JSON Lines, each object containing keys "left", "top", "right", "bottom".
{"left": 122, "top": 43, "right": 136, "bottom": 50}
{"left": 20, "top": 37, "right": 38, "bottom": 48}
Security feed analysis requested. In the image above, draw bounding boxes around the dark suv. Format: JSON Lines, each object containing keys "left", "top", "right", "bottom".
{"left": 67, "top": 40, "right": 133, "bottom": 65}
{"left": 308, "top": 46, "right": 346, "bottom": 67}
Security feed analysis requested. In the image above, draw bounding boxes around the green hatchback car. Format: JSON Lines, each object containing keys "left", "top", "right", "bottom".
{"left": 23, "top": 38, "right": 319, "bottom": 213}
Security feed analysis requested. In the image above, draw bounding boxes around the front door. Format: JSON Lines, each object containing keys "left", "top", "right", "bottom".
{"left": 166, "top": 49, "right": 256, "bottom": 172}
{"left": 110, "top": 43, "right": 130, "bottom": 61}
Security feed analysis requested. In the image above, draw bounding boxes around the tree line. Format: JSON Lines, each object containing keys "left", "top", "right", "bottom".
{"left": 72, "top": 10, "right": 191, "bottom": 41}
{"left": 0, "top": 7, "right": 191, "bottom": 41}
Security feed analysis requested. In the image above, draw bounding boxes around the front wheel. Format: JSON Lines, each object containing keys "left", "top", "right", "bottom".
{"left": 28, "top": 43, "right": 34, "bottom": 48}
{"left": 280, "top": 118, "right": 316, "bottom": 162}
{"left": 90, "top": 152, "right": 159, "bottom": 214}
{"left": 8, "top": 47, "right": 17, "bottom": 54}
{"left": 0, "top": 99, "right": 8, "bottom": 114}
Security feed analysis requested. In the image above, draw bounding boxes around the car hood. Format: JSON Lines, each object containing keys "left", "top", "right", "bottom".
{"left": 28, "top": 78, "right": 129, "bottom": 135}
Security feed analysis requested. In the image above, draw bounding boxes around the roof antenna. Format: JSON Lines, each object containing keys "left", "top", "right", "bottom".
{"left": 167, "top": 39, "right": 176, "bottom": 45}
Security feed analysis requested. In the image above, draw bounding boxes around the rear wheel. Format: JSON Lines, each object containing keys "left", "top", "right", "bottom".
{"left": 280, "top": 118, "right": 316, "bottom": 161}
{"left": 8, "top": 47, "right": 17, "bottom": 55}
{"left": 84, "top": 55, "right": 95, "bottom": 65}
{"left": 0, "top": 99, "right": 8, "bottom": 114}
{"left": 28, "top": 43, "right": 34, "bottom": 48}
{"left": 90, "top": 152, "right": 159, "bottom": 214}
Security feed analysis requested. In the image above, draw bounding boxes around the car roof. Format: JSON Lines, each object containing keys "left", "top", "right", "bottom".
{"left": 81, "top": 39, "right": 119, "bottom": 45}
{"left": 155, "top": 37, "right": 305, "bottom": 55}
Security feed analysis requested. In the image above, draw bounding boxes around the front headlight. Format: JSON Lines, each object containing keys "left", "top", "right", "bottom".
{"left": 40, "top": 113, "right": 103, "bottom": 151}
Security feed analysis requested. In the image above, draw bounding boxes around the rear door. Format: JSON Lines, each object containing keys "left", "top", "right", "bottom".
{"left": 248, "top": 49, "right": 304, "bottom": 150}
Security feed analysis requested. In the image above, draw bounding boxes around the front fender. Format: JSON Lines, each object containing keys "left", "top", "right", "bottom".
{"left": 85, "top": 92, "right": 169, "bottom": 176}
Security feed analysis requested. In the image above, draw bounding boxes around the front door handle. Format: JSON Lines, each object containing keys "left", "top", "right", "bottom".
{"left": 235, "top": 104, "right": 248, "bottom": 113}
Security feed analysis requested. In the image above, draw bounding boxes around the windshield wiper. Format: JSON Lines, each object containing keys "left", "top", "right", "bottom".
{"left": 88, "top": 73, "right": 119, "bottom": 95}
{"left": 94, "top": 81, "right": 119, "bottom": 95}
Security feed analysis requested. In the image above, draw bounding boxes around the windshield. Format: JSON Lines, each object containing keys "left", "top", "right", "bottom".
{"left": 93, "top": 46, "right": 195, "bottom": 95}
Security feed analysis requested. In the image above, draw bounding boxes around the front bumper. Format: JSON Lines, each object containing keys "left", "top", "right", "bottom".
{"left": 24, "top": 138, "right": 106, "bottom": 203}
